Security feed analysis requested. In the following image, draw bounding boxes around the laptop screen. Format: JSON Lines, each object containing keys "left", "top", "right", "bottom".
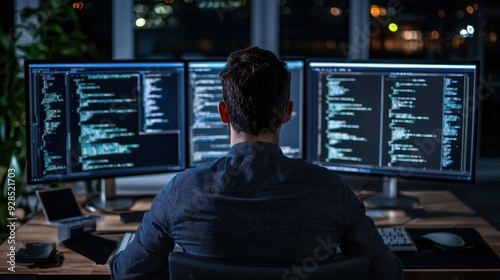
{"left": 37, "top": 187, "right": 83, "bottom": 221}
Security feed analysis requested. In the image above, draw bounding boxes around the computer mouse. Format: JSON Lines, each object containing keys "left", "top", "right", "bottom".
{"left": 421, "top": 232, "right": 465, "bottom": 247}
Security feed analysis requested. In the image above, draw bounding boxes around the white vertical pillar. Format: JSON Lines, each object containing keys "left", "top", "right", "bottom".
{"left": 112, "top": 0, "right": 134, "bottom": 59}
{"left": 14, "top": 0, "right": 39, "bottom": 48}
{"left": 348, "top": 0, "right": 370, "bottom": 60}
{"left": 251, "top": 0, "right": 280, "bottom": 55}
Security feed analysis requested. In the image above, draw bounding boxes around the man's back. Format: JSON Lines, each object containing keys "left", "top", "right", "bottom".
{"left": 166, "top": 142, "right": 348, "bottom": 261}
{"left": 110, "top": 142, "right": 402, "bottom": 279}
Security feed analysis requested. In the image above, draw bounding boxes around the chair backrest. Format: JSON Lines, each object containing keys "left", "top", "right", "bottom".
{"left": 168, "top": 251, "right": 369, "bottom": 280}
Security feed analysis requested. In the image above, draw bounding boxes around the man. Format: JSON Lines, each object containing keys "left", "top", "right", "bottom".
{"left": 109, "top": 46, "right": 403, "bottom": 279}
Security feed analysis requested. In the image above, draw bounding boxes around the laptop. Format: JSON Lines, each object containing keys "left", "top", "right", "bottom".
{"left": 36, "top": 187, "right": 101, "bottom": 225}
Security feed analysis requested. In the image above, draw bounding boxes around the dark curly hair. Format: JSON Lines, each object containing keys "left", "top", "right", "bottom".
{"left": 220, "top": 47, "right": 291, "bottom": 135}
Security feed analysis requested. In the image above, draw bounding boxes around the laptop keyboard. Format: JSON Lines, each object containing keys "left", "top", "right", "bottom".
{"left": 59, "top": 215, "right": 99, "bottom": 225}
{"left": 377, "top": 226, "right": 417, "bottom": 252}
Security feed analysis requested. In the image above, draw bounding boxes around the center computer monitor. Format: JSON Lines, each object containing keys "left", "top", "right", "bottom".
{"left": 25, "top": 60, "right": 186, "bottom": 211}
{"left": 306, "top": 59, "right": 479, "bottom": 208}
{"left": 187, "top": 59, "right": 305, "bottom": 166}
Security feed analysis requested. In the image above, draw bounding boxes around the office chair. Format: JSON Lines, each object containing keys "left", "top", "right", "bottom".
{"left": 168, "top": 251, "right": 370, "bottom": 280}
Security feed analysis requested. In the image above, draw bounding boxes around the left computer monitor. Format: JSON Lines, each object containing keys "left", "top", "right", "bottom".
{"left": 187, "top": 59, "right": 305, "bottom": 166}
{"left": 25, "top": 60, "right": 186, "bottom": 211}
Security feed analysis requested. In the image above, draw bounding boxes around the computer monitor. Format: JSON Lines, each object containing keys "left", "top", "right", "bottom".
{"left": 25, "top": 60, "right": 186, "bottom": 211}
{"left": 187, "top": 59, "right": 304, "bottom": 166}
{"left": 306, "top": 60, "right": 479, "bottom": 208}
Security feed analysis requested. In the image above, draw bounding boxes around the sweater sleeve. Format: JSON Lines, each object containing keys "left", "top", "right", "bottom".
{"left": 109, "top": 181, "right": 176, "bottom": 280}
{"left": 338, "top": 183, "right": 403, "bottom": 280}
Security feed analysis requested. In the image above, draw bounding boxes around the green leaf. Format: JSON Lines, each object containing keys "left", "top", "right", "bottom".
{"left": 9, "top": 155, "right": 22, "bottom": 178}
{"left": 44, "top": 24, "right": 64, "bottom": 34}
{"left": 1, "top": 155, "right": 22, "bottom": 198}
{"left": 0, "top": 141, "right": 15, "bottom": 169}
{"left": 0, "top": 0, "right": 96, "bottom": 209}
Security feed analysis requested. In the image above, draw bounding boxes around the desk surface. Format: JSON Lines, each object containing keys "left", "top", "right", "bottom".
{"left": 1, "top": 191, "right": 499, "bottom": 278}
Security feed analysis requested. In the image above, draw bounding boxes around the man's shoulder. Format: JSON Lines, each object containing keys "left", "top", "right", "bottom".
{"left": 289, "top": 158, "right": 338, "bottom": 174}
{"left": 284, "top": 158, "right": 345, "bottom": 185}
{"left": 166, "top": 159, "right": 224, "bottom": 186}
{"left": 178, "top": 159, "right": 222, "bottom": 176}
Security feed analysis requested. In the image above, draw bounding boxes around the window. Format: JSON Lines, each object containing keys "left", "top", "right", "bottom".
{"left": 72, "top": 0, "right": 500, "bottom": 158}
{"left": 76, "top": 0, "right": 112, "bottom": 59}
{"left": 368, "top": 0, "right": 480, "bottom": 60}
{"left": 133, "top": 0, "right": 250, "bottom": 58}
{"left": 279, "top": 0, "right": 349, "bottom": 57}
{"left": 480, "top": 1, "right": 500, "bottom": 158}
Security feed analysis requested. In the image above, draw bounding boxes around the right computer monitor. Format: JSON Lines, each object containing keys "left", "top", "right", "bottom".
{"left": 187, "top": 59, "right": 304, "bottom": 166}
{"left": 306, "top": 60, "right": 479, "bottom": 208}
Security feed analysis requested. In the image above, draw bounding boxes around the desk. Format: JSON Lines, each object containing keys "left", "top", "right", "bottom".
{"left": 362, "top": 191, "right": 500, "bottom": 280}
{"left": 1, "top": 191, "right": 499, "bottom": 279}
{"left": 0, "top": 196, "right": 150, "bottom": 279}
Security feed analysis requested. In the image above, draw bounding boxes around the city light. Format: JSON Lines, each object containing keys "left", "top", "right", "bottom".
{"left": 326, "top": 40, "right": 336, "bottom": 49}
{"left": 402, "top": 30, "right": 422, "bottom": 40}
{"left": 460, "top": 25, "right": 475, "bottom": 38}
{"left": 196, "top": 0, "right": 244, "bottom": 9}
{"left": 489, "top": 32, "right": 498, "bottom": 43}
{"left": 330, "top": 7, "right": 341, "bottom": 16}
{"left": 72, "top": 2, "right": 84, "bottom": 10}
{"left": 154, "top": 3, "right": 173, "bottom": 16}
{"left": 388, "top": 23, "right": 398, "bottom": 32}
{"left": 370, "top": 5, "right": 381, "bottom": 17}
{"left": 467, "top": 25, "right": 475, "bottom": 34}
{"left": 379, "top": 7, "right": 387, "bottom": 16}
{"left": 133, "top": 4, "right": 148, "bottom": 14}
{"left": 431, "top": 31, "right": 440, "bottom": 40}
{"left": 136, "top": 18, "right": 146, "bottom": 28}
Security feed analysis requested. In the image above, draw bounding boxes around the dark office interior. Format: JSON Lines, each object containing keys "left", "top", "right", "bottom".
{"left": 1, "top": 0, "right": 500, "bottom": 277}
{"left": 8, "top": 0, "right": 498, "bottom": 224}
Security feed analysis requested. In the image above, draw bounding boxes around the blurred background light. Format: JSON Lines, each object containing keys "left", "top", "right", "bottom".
{"left": 136, "top": 18, "right": 146, "bottom": 28}
{"left": 389, "top": 23, "right": 398, "bottom": 32}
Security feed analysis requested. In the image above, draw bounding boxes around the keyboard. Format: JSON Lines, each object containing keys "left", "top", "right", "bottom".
{"left": 116, "top": 232, "right": 136, "bottom": 254}
{"left": 58, "top": 215, "right": 100, "bottom": 225}
{"left": 377, "top": 227, "right": 417, "bottom": 252}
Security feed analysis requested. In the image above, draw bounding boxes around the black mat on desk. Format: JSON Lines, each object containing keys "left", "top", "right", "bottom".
{"left": 62, "top": 233, "right": 117, "bottom": 265}
{"left": 396, "top": 228, "right": 500, "bottom": 269}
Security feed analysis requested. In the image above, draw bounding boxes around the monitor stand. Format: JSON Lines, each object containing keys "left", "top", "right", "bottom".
{"left": 85, "top": 178, "right": 134, "bottom": 213}
{"left": 362, "top": 176, "right": 418, "bottom": 209}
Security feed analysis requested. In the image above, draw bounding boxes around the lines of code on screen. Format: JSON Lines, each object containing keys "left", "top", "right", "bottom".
{"left": 27, "top": 62, "right": 185, "bottom": 183}
{"left": 307, "top": 62, "right": 477, "bottom": 181}
{"left": 187, "top": 60, "right": 304, "bottom": 166}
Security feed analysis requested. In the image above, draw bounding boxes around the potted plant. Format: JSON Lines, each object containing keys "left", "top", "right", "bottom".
{"left": 0, "top": 0, "right": 96, "bottom": 227}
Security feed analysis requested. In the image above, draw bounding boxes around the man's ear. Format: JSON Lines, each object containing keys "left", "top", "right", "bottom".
{"left": 218, "top": 101, "right": 230, "bottom": 124}
{"left": 281, "top": 101, "right": 294, "bottom": 124}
